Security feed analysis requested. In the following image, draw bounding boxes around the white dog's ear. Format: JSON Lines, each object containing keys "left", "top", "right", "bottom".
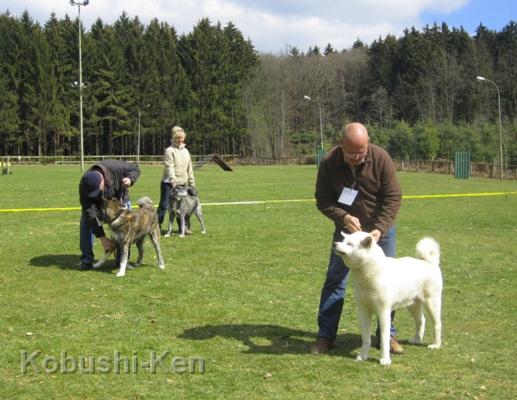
{"left": 360, "top": 235, "right": 373, "bottom": 248}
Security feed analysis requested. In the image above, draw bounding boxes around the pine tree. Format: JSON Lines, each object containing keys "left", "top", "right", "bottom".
{"left": 17, "top": 11, "right": 40, "bottom": 156}
{"left": 0, "top": 13, "right": 21, "bottom": 154}
{"left": 323, "top": 43, "right": 335, "bottom": 56}
{"left": 87, "top": 18, "right": 132, "bottom": 155}
{"left": 143, "top": 19, "right": 190, "bottom": 154}
{"left": 44, "top": 13, "right": 75, "bottom": 156}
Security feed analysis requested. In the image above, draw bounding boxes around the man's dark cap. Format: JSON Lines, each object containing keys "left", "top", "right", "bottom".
{"left": 81, "top": 171, "right": 102, "bottom": 198}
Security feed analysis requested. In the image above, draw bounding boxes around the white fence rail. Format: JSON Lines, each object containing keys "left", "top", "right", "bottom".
{"left": 0, "top": 154, "right": 237, "bottom": 165}
{"left": 1, "top": 154, "right": 515, "bottom": 179}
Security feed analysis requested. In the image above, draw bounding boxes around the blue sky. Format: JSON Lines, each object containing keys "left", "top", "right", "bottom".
{"left": 1, "top": 0, "right": 515, "bottom": 53}
{"left": 421, "top": 0, "right": 515, "bottom": 34}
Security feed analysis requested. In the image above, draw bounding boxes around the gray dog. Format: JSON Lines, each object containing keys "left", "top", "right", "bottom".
{"left": 164, "top": 186, "right": 206, "bottom": 238}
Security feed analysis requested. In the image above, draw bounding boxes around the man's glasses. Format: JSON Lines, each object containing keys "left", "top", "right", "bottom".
{"left": 342, "top": 146, "right": 368, "bottom": 159}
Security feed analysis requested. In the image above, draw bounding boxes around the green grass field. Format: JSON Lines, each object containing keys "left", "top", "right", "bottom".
{"left": 0, "top": 164, "right": 516, "bottom": 399}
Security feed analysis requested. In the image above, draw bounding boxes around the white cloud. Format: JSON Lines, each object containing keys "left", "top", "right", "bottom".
{"left": 1, "top": 0, "right": 470, "bottom": 53}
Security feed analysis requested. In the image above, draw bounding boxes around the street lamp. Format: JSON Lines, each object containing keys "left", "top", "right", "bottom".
{"left": 137, "top": 104, "right": 150, "bottom": 167}
{"left": 476, "top": 75, "right": 504, "bottom": 179}
{"left": 70, "top": 0, "right": 90, "bottom": 172}
{"left": 303, "top": 95, "right": 324, "bottom": 150}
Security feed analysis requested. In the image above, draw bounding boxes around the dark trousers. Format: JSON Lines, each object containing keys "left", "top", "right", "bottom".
{"left": 157, "top": 181, "right": 172, "bottom": 226}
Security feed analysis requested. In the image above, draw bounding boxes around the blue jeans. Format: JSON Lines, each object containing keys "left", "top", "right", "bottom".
{"left": 157, "top": 181, "right": 172, "bottom": 226}
{"left": 80, "top": 200, "right": 130, "bottom": 265}
{"left": 317, "top": 227, "right": 397, "bottom": 342}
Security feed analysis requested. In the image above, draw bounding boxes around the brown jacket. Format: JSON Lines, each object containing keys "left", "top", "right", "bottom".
{"left": 315, "top": 144, "right": 401, "bottom": 236}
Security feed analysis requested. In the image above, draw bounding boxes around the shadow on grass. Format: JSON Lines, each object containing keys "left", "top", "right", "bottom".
{"left": 29, "top": 254, "right": 117, "bottom": 273}
{"left": 179, "top": 324, "right": 362, "bottom": 359}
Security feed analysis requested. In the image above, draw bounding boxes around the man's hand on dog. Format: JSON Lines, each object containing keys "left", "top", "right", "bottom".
{"left": 344, "top": 214, "right": 362, "bottom": 233}
{"left": 121, "top": 177, "right": 132, "bottom": 187}
{"left": 344, "top": 215, "right": 381, "bottom": 242}
{"left": 100, "top": 236, "right": 115, "bottom": 252}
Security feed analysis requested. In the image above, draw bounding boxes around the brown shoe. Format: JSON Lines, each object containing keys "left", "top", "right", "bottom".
{"left": 310, "top": 337, "right": 333, "bottom": 355}
{"left": 374, "top": 335, "right": 404, "bottom": 354}
{"left": 390, "top": 336, "right": 404, "bottom": 354}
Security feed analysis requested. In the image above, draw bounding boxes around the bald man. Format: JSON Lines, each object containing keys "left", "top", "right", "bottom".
{"left": 311, "top": 122, "right": 403, "bottom": 355}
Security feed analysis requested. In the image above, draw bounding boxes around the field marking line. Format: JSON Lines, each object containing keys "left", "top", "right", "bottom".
{"left": 403, "top": 191, "right": 517, "bottom": 199}
{"left": 0, "top": 191, "right": 516, "bottom": 213}
{"left": 0, "top": 206, "right": 81, "bottom": 213}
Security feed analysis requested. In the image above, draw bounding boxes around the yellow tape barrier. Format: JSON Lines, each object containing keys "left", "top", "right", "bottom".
{"left": 0, "top": 191, "right": 515, "bottom": 213}
{"left": 403, "top": 191, "right": 517, "bottom": 199}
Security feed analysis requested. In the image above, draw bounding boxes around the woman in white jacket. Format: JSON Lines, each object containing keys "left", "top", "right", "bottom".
{"left": 157, "top": 126, "right": 195, "bottom": 233}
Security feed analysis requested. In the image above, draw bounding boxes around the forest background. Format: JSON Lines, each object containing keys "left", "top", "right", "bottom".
{"left": 0, "top": 11, "right": 515, "bottom": 166}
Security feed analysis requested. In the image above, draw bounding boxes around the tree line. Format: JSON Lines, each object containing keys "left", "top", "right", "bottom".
{"left": 0, "top": 11, "right": 515, "bottom": 165}
{"left": 0, "top": 11, "right": 257, "bottom": 158}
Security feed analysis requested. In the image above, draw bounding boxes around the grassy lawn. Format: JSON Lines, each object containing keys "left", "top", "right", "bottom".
{"left": 0, "top": 164, "right": 516, "bottom": 399}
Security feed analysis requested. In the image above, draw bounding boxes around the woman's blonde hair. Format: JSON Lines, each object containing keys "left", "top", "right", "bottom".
{"left": 171, "top": 126, "right": 186, "bottom": 140}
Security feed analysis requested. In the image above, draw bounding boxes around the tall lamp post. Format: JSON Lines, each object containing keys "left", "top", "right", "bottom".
{"left": 476, "top": 75, "right": 504, "bottom": 179}
{"left": 70, "top": 0, "right": 89, "bottom": 172}
{"left": 303, "top": 95, "right": 324, "bottom": 150}
{"left": 137, "top": 104, "right": 150, "bottom": 167}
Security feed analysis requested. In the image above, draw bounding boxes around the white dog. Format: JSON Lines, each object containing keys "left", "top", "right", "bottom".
{"left": 333, "top": 231, "right": 442, "bottom": 366}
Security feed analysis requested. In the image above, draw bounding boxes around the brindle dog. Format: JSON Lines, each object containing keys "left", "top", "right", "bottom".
{"left": 94, "top": 196, "right": 165, "bottom": 277}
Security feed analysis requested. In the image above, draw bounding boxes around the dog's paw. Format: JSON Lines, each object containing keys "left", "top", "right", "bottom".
{"left": 379, "top": 357, "right": 392, "bottom": 366}
{"left": 164, "top": 233, "right": 171, "bottom": 237}
{"left": 355, "top": 354, "right": 368, "bottom": 362}
{"left": 179, "top": 234, "right": 185, "bottom": 238}
{"left": 158, "top": 263, "right": 165, "bottom": 270}
{"left": 428, "top": 343, "right": 441, "bottom": 350}
{"left": 92, "top": 262, "right": 102, "bottom": 269}
{"left": 201, "top": 230, "right": 206, "bottom": 234}
{"left": 116, "top": 271, "right": 125, "bottom": 277}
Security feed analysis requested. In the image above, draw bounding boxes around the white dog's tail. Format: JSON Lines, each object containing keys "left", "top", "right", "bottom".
{"left": 416, "top": 237, "right": 440, "bottom": 265}
{"left": 136, "top": 196, "right": 154, "bottom": 209}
